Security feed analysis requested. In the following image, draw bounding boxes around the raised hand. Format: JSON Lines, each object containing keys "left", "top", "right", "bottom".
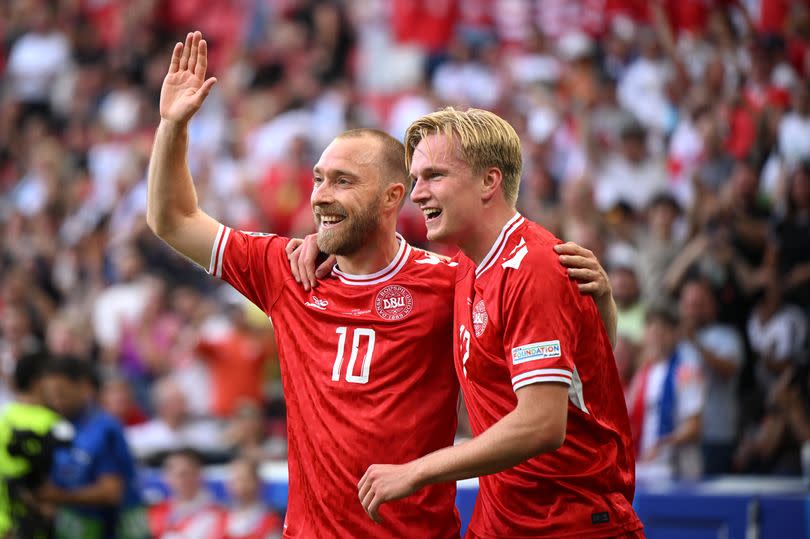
{"left": 160, "top": 31, "right": 217, "bottom": 124}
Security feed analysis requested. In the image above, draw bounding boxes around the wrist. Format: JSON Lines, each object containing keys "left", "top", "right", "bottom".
{"left": 409, "top": 458, "right": 432, "bottom": 490}
{"left": 159, "top": 117, "right": 189, "bottom": 132}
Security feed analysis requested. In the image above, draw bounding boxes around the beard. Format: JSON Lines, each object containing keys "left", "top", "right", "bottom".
{"left": 315, "top": 197, "right": 382, "bottom": 256}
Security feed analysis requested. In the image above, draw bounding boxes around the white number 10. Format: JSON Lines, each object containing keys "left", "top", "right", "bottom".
{"left": 332, "top": 327, "right": 376, "bottom": 384}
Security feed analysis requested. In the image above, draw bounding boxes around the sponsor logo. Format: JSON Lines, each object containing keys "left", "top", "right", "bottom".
{"left": 375, "top": 285, "right": 413, "bottom": 320}
{"left": 472, "top": 300, "right": 488, "bottom": 336}
{"left": 304, "top": 295, "right": 329, "bottom": 310}
{"left": 242, "top": 231, "right": 274, "bottom": 237}
{"left": 512, "top": 339, "right": 561, "bottom": 364}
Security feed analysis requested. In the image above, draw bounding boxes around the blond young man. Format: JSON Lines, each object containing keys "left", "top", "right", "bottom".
{"left": 358, "top": 108, "right": 644, "bottom": 539}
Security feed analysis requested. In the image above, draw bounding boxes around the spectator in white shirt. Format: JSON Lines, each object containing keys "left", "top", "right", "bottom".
{"left": 125, "top": 377, "right": 224, "bottom": 465}
{"left": 679, "top": 277, "right": 745, "bottom": 476}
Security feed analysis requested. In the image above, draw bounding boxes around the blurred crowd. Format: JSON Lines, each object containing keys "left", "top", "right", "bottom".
{"left": 1, "top": 0, "right": 810, "bottom": 524}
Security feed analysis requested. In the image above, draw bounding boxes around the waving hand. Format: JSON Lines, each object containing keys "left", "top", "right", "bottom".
{"left": 160, "top": 31, "right": 217, "bottom": 124}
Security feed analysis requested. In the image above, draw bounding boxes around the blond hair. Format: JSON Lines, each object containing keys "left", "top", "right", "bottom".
{"left": 404, "top": 107, "right": 523, "bottom": 205}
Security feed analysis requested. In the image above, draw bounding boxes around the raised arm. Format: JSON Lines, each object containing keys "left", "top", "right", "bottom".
{"left": 146, "top": 31, "right": 221, "bottom": 268}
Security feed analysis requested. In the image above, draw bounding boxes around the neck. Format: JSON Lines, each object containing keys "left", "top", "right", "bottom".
{"left": 235, "top": 497, "right": 258, "bottom": 510}
{"left": 458, "top": 204, "right": 518, "bottom": 265}
{"left": 14, "top": 393, "right": 39, "bottom": 406}
{"left": 335, "top": 223, "right": 400, "bottom": 275}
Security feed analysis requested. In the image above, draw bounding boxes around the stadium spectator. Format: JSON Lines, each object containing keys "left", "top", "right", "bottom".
{"left": 629, "top": 308, "right": 705, "bottom": 481}
{"left": 768, "top": 161, "right": 810, "bottom": 310}
{"left": 735, "top": 362, "right": 810, "bottom": 475}
{"left": 40, "top": 356, "right": 149, "bottom": 539}
{"left": 125, "top": 377, "right": 224, "bottom": 465}
{"left": 611, "top": 265, "right": 647, "bottom": 344}
{"left": 0, "top": 352, "right": 73, "bottom": 539}
{"left": 679, "top": 278, "right": 745, "bottom": 476}
{"left": 217, "top": 457, "right": 283, "bottom": 539}
{"left": 147, "top": 448, "right": 224, "bottom": 539}
{"left": 747, "top": 269, "right": 809, "bottom": 395}
{"left": 100, "top": 373, "right": 148, "bottom": 428}
{"left": 636, "top": 192, "right": 683, "bottom": 306}
{"left": 195, "top": 305, "right": 274, "bottom": 419}
{"left": 0, "top": 305, "right": 43, "bottom": 408}
{"left": 223, "top": 401, "right": 283, "bottom": 462}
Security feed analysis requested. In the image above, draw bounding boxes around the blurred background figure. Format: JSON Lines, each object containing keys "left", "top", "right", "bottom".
{"left": 147, "top": 448, "right": 223, "bottom": 539}
{"left": 125, "top": 376, "right": 224, "bottom": 466}
{"left": 0, "top": 352, "right": 73, "bottom": 539}
{"left": 218, "top": 457, "right": 282, "bottom": 539}
{"left": 40, "top": 356, "right": 149, "bottom": 539}
{"left": 628, "top": 308, "right": 704, "bottom": 481}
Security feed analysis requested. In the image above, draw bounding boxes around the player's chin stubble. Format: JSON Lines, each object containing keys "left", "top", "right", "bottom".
{"left": 316, "top": 201, "right": 381, "bottom": 257}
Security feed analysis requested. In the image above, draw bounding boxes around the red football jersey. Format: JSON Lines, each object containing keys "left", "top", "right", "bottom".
{"left": 453, "top": 214, "right": 642, "bottom": 538}
{"left": 209, "top": 225, "right": 461, "bottom": 538}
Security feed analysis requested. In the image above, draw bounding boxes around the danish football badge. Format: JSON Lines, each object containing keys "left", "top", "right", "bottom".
{"left": 473, "top": 300, "right": 488, "bottom": 336}
{"left": 375, "top": 285, "right": 413, "bottom": 320}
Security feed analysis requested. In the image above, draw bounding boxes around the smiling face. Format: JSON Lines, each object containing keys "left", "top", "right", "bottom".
{"left": 312, "top": 136, "right": 385, "bottom": 256}
{"left": 409, "top": 133, "right": 483, "bottom": 244}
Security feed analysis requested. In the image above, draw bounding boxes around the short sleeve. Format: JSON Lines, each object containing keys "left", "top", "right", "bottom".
{"left": 207, "top": 225, "right": 291, "bottom": 313}
{"left": 700, "top": 327, "right": 744, "bottom": 366}
{"left": 501, "top": 250, "right": 579, "bottom": 393}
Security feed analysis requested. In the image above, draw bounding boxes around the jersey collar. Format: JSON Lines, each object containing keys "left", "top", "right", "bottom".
{"left": 332, "top": 233, "right": 411, "bottom": 286}
{"left": 475, "top": 212, "right": 525, "bottom": 278}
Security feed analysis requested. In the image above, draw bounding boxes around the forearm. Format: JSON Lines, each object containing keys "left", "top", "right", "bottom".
{"left": 412, "top": 406, "right": 564, "bottom": 488}
{"left": 146, "top": 119, "right": 200, "bottom": 236}
{"left": 595, "top": 294, "right": 618, "bottom": 348}
{"left": 694, "top": 342, "right": 738, "bottom": 379}
{"left": 47, "top": 477, "right": 123, "bottom": 507}
{"left": 663, "top": 415, "right": 701, "bottom": 447}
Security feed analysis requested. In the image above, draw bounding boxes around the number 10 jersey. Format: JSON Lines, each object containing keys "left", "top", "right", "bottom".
{"left": 208, "top": 225, "right": 461, "bottom": 538}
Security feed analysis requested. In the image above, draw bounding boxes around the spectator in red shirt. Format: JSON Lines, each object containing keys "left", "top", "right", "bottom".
{"left": 196, "top": 305, "right": 275, "bottom": 418}
{"left": 217, "top": 457, "right": 283, "bottom": 539}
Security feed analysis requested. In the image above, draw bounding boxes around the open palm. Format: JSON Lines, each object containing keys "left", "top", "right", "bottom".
{"left": 160, "top": 31, "right": 217, "bottom": 124}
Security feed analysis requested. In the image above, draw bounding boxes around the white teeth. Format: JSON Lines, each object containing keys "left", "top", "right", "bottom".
{"left": 321, "top": 216, "right": 344, "bottom": 223}
{"left": 423, "top": 208, "right": 442, "bottom": 219}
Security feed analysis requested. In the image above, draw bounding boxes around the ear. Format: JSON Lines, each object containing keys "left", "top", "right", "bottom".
{"left": 480, "top": 167, "right": 503, "bottom": 203}
{"left": 383, "top": 182, "right": 406, "bottom": 211}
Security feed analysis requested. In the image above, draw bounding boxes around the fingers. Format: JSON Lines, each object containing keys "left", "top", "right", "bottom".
{"left": 195, "top": 38, "right": 209, "bottom": 79}
{"left": 368, "top": 496, "right": 383, "bottom": 524}
{"left": 187, "top": 31, "right": 201, "bottom": 75}
{"left": 169, "top": 42, "right": 183, "bottom": 74}
{"left": 316, "top": 255, "right": 336, "bottom": 279}
{"left": 286, "top": 239, "right": 304, "bottom": 283}
{"left": 286, "top": 238, "right": 304, "bottom": 256}
{"left": 305, "top": 241, "right": 320, "bottom": 290}
{"left": 559, "top": 254, "right": 598, "bottom": 270}
{"left": 578, "top": 282, "right": 601, "bottom": 296}
{"left": 179, "top": 32, "right": 193, "bottom": 71}
{"left": 357, "top": 469, "right": 371, "bottom": 502}
{"left": 567, "top": 267, "right": 600, "bottom": 283}
{"left": 554, "top": 242, "right": 594, "bottom": 258}
{"left": 194, "top": 77, "right": 217, "bottom": 105}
